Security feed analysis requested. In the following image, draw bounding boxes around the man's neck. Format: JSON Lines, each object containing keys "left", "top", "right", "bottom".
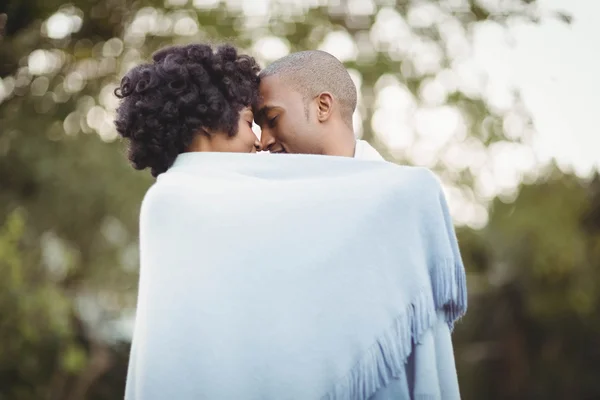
{"left": 321, "top": 125, "right": 356, "bottom": 157}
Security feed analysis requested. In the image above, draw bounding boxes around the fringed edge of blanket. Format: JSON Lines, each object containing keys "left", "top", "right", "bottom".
{"left": 322, "top": 288, "right": 437, "bottom": 400}
{"left": 431, "top": 257, "right": 468, "bottom": 331}
{"left": 321, "top": 257, "right": 467, "bottom": 400}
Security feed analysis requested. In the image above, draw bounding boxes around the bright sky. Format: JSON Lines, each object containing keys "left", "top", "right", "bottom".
{"left": 487, "top": 0, "right": 600, "bottom": 177}
{"left": 445, "top": 0, "right": 600, "bottom": 225}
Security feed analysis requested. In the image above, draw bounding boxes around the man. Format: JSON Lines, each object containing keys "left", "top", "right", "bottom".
{"left": 255, "top": 50, "right": 462, "bottom": 399}
{"left": 254, "top": 50, "right": 384, "bottom": 161}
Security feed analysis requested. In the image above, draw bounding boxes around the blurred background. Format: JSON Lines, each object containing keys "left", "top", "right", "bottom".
{"left": 1, "top": 0, "right": 599, "bottom": 398}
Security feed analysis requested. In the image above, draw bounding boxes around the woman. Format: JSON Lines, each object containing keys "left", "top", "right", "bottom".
{"left": 114, "top": 43, "right": 262, "bottom": 177}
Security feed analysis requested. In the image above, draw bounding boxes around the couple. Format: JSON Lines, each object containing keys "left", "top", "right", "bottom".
{"left": 114, "top": 43, "right": 382, "bottom": 171}
{"left": 117, "top": 44, "right": 465, "bottom": 400}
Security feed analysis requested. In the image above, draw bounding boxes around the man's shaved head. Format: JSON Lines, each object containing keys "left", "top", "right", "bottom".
{"left": 259, "top": 50, "right": 357, "bottom": 126}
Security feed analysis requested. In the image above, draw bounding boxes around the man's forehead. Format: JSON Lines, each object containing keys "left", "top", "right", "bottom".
{"left": 259, "top": 75, "right": 303, "bottom": 106}
{"left": 259, "top": 75, "right": 286, "bottom": 98}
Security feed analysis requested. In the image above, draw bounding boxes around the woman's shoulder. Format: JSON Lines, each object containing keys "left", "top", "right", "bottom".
{"left": 139, "top": 172, "right": 189, "bottom": 220}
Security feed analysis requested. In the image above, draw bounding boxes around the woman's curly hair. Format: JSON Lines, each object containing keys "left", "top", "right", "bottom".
{"left": 114, "top": 44, "right": 261, "bottom": 177}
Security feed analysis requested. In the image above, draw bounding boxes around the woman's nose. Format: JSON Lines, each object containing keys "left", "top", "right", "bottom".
{"left": 254, "top": 139, "right": 262, "bottom": 152}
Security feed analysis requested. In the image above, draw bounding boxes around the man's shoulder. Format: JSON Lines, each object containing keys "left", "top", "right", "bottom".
{"left": 376, "top": 161, "right": 440, "bottom": 185}
{"left": 374, "top": 163, "right": 444, "bottom": 203}
{"left": 353, "top": 140, "right": 441, "bottom": 189}
{"left": 354, "top": 140, "right": 385, "bottom": 161}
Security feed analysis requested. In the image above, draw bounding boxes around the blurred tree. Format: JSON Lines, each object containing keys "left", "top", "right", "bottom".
{"left": 0, "top": 0, "right": 578, "bottom": 398}
{"left": 454, "top": 167, "right": 600, "bottom": 400}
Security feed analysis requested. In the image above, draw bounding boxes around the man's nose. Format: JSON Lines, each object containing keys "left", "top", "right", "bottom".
{"left": 260, "top": 129, "right": 276, "bottom": 152}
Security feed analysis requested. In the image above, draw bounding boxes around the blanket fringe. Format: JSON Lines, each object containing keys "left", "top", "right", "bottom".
{"left": 322, "top": 289, "right": 436, "bottom": 400}
{"left": 431, "top": 258, "right": 468, "bottom": 330}
{"left": 322, "top": 257, "right": 467, "bottom": 400}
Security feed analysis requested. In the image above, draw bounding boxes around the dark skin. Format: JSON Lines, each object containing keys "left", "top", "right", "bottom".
{"left": 187, "top": 107, "right": 262, "bottom": 153}
{"left": 254, "top": 75, "right": 356, "bottom": 156}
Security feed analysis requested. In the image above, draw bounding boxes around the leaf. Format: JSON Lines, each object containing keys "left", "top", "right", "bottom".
{"left": 60, "top": 344, "right": 87, "bottom": 374}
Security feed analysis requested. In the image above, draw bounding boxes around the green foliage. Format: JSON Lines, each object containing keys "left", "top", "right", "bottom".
{"left": 454, "top": 169, "right": 600, "bottom": 399}
{"left": 0, "top": 210, "right": 83, "bottom": 398}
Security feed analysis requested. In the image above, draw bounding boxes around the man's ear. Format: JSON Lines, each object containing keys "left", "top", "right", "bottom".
{"left": 316, "top": 92, "right": 334, "bottom": 122}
